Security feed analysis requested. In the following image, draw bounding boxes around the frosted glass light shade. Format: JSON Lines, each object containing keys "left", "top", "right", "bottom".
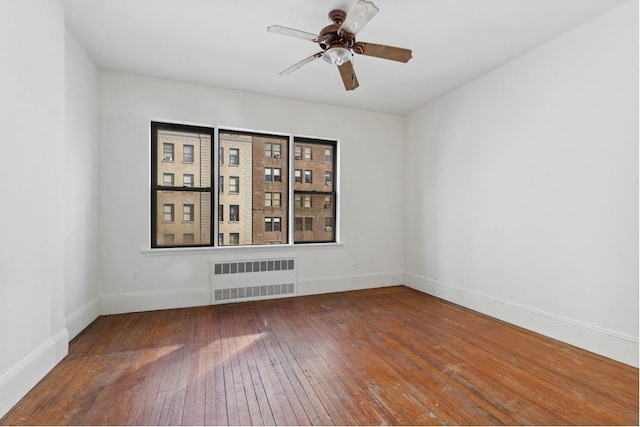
{"left": 322, "top": 47, "right": 352, "bottom": 65}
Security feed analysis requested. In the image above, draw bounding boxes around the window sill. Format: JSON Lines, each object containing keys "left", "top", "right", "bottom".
{"left": 141, "top": 241, "right": 344, "bottom": 256}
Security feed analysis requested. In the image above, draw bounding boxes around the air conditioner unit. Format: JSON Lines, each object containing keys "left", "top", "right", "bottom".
{"left": 273, "top": 153, "right": 281, "bottom": 159}
{"left": 295, "top": 155, "right": 302, "bottom": 160}
{"left": 163, "top": 156, "right": 173, "bottom": 161}
{"left": 325, "top": 181, "right": 332, "bottom": 186}
{"left": 325, "top": 226, "right": 332, "bottom": 232}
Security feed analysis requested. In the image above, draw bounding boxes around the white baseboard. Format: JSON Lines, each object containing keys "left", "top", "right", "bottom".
{"left": 405, "top": 273, "right": 639, "bottom": 367}
{"left": 298, "top": 271, "right": 404, "bottom": 296}
{"left": 99, "top": 287, "right": 210, "bottom": 315}
{"left": 66, "top": 298, "right": 99, "bottom": 340}
{"left": 0, "top": 328, "right": 69, "bottom": 419}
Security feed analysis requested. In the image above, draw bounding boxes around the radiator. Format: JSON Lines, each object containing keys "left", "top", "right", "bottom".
{"left": 210, "top": 258, "right": 297, "bottom": 304}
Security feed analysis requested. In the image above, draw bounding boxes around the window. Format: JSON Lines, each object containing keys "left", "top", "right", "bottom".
{"left": 163, "top": 143, "right": 174, "bottom": 161}
{"left": 153, "top": 123, "right": 336, "bottom": 248}
{"left": 152, "top": 122, "right": 212, "bottom": 247}
{"left": 229, "top": 176, "right": 239, "bottom": 194}
{"left": 183, "top": 144, "right": 194, "bottom": 163}
{"left": 163, "top": 204, "right": 174, "bottom": 222}
{"left": 293, "top": 138, "right": 337, "bottom": 243}
{"left": 229, "top": 148, "right": 239, "bottom": 165}
{"left": 229, "top": 205, "right": 239, "bottom": 222}
{"left": 265, "top": 167, "right": 281, "bottom": 182}
{"left": 183, "top": 204, "right": 194, "bottom": 222}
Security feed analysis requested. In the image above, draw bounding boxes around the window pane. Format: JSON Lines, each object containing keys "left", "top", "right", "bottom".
{"left": 273, "top": 192, "right": 281, "bottom": 207}
{"left": 230, "top": 205, "right": 239, "bottom": 221}
{"left": 229, "top": 148, "right": 239, "bottom": 165}
{"left": 274, "top": 217, "right": 281, "bottom": 232}
{"left": 265, "top": 192, "right": 272, "bottom": 206}
{"left": 304, "top": 147, "right": 312, "bottom": 161}
{"left": 229, "top": 176, "right": 239, "bottom": 193}
{"left": 157, "top": 129, "right": 210, "bottom": 188}
{"left": 293, "top": 193, "right": 335, "bottom": 243}
{"left": 304, "top": 170, "right": 312, "bottom": 184}
{"left": 163, "top": 173, "right": 174, "bottom": 186}
{"left": 156, "top": 190, "right": 211, "bottom": 246}
{"left": 183, "top": 233, "right": 194, "bottom": 244}
{"left": 265, "top": 217, "right": 272, "bottom": 232}
{"left": 294, "top": 145, "right": 302, "bottom": 160}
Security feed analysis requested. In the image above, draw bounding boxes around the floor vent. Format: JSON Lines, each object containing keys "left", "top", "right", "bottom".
{"left": 210, "top": 258, "right": 297, "bottom": 304}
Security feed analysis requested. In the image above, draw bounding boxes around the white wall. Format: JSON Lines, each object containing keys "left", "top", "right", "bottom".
{"left": 404, "top": 1, "right": 638, "bottom": 366}
{"left": 97, "top": 71, "right": 404, "bottom": 314}
{"left": 64, "top": 30, "right": 99, "bottom": 339}
{"left": 0, "top": 0, "right": 68, "bottom": 417}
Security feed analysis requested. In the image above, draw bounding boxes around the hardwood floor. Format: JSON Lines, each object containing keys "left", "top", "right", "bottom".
{"left": 2, "top": 286, "right": 637, "bottom": 425}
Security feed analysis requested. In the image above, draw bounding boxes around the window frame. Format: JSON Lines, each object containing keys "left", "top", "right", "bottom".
{"left": 151, "top": 122, "right": 338, "bottom": 249}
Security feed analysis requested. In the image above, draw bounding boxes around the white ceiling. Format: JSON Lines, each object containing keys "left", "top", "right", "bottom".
{"left": 61, "top": 0, "right": 629, "bottom": 115}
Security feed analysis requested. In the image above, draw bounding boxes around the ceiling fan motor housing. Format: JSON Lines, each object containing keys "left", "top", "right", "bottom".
{"left": 319, "top": 9, "right": 355, "bottom": 51}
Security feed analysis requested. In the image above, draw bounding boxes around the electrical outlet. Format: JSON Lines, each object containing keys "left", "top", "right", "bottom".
{"left": 132, "top": 271, "right": 139, "bottom": 280}
{"left": 353, "top": 262, "right": 360, "bottom": 270}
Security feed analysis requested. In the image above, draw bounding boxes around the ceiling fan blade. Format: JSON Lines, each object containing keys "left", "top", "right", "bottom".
{"left": 337, "top": 61, "right": 359, "bottom": 91}
{"left": 354, "top": 42, "right": 412, "bottom": 63}
{"left": 339, "top": 0, "right": 379, "bottom": 35}
{"left": 267, "top": 25, "right": 321, "bottom": 42}
{"left": 280, "top": 52, "right": 323, "bottom": 76}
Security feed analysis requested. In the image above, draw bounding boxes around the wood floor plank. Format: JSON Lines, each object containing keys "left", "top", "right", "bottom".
{"left": 1, "top": 286, "right": 637, "bottom": 426}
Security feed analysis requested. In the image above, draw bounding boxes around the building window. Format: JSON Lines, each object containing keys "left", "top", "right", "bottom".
{"left": 163, "top": 143, "right": 174, "bottom": 161}
{"left": 183, "top": 144, "right": 194, "bottom": 163}
{"left": 229, "top": 205, "right": 239, "bottom": 222}
{"left": 153, "top": 123, "right": 336, "bottom": 248}
{"left": 183, "top": 204, "right": 194, "bottom": 222}
{"left": 163, "top": 204, "right": 174, "bottom": 222}
{"left": 229, "top": 148, "right": 239, "bottom": 165}
{"left": 229, "top": 176, "right": 239, "bottom": 194}
{"left": 272, "top": 143, "right": 281, "bottom": 159}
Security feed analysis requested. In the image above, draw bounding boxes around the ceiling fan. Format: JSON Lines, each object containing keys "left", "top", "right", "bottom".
{"left": 267, "top": 0, "right": 412, "bottom": 91}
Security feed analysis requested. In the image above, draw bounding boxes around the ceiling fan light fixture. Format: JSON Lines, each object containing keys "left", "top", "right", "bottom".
{"left": 322, "top": 47, "right": 352, "bottom": 65}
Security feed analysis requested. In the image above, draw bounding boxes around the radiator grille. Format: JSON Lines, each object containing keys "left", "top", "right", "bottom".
{"left": 210, "top": 258, "right": 296, "bottom": 304}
